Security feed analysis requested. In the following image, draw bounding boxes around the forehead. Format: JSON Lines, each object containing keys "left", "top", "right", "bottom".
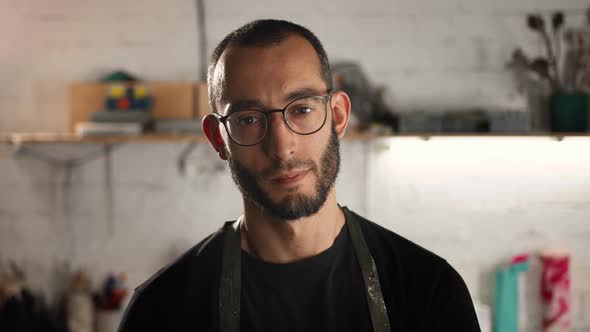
{"left": 213, "top": 35, "right": 327, "bottom": 109}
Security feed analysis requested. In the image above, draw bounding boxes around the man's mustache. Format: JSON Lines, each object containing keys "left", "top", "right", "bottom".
{"left": 259, "top": 159, "right": 318, "bottom": 180}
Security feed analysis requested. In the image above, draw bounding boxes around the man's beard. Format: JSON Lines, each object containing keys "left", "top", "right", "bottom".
{"left": 227, "top": 125, "right": 341, "bottom": 221}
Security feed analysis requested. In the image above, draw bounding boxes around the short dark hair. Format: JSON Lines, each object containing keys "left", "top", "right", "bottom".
{"left": 207, "top": 19, "right": 333, "bottom": 113}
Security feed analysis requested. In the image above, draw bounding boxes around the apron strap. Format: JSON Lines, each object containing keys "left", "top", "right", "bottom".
{"left": 346, "top": 213, "right": 391, "bottom": 332}
{"left": 219, "top": 219, "right": 241, "bottom": 332}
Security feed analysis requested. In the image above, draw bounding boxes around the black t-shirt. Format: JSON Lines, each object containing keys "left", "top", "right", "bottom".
{"left": 240, "top": 223, "right": 372, "bottom": 331}
{"left": 118, "top": 207, "right": 481, "bottom": 332}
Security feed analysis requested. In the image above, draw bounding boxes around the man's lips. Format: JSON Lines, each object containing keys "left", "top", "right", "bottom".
{"left": 270, "top": 169, "right": 309, "bottom": 185}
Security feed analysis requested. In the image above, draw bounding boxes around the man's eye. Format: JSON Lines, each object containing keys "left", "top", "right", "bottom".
{"left": 292, "top": 106, "right": 314, "bottom": 115}
{"left": 237, "top": 116, "right": 260, "bottom": 126}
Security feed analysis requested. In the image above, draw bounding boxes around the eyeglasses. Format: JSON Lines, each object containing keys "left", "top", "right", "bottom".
{"left": 213, "top": 92, "right": 332, "bottom": 146}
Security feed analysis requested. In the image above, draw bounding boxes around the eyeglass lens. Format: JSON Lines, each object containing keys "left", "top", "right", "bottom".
{"left": 225, "top": 96, "right": 327, "bottom": 145}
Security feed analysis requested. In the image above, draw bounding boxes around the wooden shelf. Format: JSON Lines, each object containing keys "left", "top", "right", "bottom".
{"left": 345, "top": 132, "right": 590, "bottom": 142}
{"left": 1, "top": 131, "right": 589, "bottom": 145}
{"left": 3, "top": 133, "right": 209, "bottom": 145}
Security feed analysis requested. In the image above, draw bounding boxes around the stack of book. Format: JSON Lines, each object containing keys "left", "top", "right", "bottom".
{"left": 154, "top": 119, "right": 202, "bottom": 134}
{"left": 75, "top": 110, "right": 150, "bottom": 136}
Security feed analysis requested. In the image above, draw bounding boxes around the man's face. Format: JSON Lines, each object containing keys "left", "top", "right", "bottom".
{"left": 228, "top": 125, "right": 340, "bottom": 220}
{"left": 214, "top": 35, "right": 340, "bottom": 220}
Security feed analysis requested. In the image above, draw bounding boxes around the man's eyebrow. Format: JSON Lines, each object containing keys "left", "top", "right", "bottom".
{"left": 223, "top": 87, "right": 326, "bottom": 115}
{"left": 284, "top": 88, "right": 326, "bottom": 102}
{"left": 224, "top": 99, "right": 265, "bottom": 115}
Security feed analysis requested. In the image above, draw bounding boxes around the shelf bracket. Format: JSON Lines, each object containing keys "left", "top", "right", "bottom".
{"left": 177, "top": 142, "right": 199, "bottom": 175}
{"left": 10, "top": 142, "right": 120, "bottom": 169}
{"left": 9, "top": 142, "right": 120, "bottom": 235}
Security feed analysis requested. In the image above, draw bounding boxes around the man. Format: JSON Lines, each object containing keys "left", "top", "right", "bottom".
{"left": 118, "top": 19, "right": 481, "bottom": 332}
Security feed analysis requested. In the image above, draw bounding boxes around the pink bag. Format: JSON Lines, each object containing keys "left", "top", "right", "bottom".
{"left": 540, "top": 252, "right": 571, "bottom": 332}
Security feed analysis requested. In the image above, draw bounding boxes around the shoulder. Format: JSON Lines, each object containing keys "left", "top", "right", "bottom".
{"left": 345, "top": 207, "right": 462, "bottom": 288}
{"left": 136, "top": 226, "right": 225, "bottom": 293}
{"left": 344, "top": 207, "right": 448, "bottom": 271}
{"left": 118, "top": 225, "right": 228, "bottom": 331}
{"left": 343, "top": 207, "right": 480, "bottom": 331}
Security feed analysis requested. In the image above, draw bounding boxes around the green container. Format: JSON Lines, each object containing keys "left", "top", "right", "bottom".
{"left": 550, "top": 92, "right": 588, "bottom": 132}
{"left": 493, "top": 261, "right": 529, "bottom": 332}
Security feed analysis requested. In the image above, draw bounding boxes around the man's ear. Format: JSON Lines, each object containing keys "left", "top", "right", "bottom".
{"left": 202, "top": 114, "right": 228, "bottom": 160}
{"left": 330, "top": 91, "right": 351, "bottom": 139}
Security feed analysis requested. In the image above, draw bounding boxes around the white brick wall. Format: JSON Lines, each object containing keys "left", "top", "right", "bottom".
{"left": 1, "top": 138, "right": 590, "bottom": 330}
{"left": 2, "top": 0, "right": 588, "bottom": 132}
{"left": 1, "top": 0, "right": 590, "bottom": 330}
{"left": 366, "top": 136, "right": 590, "bottom": 330}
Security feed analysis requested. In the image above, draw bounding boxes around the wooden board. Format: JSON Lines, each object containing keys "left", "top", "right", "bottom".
{"left": 195, "top": 82, "right": 211, "bottom": 121}
{"left": 4, "top": 132, "right": 588, "bottom": 145}
{"left": 6, "top": 133, "right": 208, "bottom": 144}
{"left": 69, "top": 81, "right": 209, "bottom": 132}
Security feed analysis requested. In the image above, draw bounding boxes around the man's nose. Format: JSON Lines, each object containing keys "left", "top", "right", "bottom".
{"left": 263, "top": 112, "right": 296, "bottom": 160}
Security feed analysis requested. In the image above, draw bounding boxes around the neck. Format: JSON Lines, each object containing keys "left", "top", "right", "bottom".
{"left": 239, "top": 190, "right": 345, "bottom": 263}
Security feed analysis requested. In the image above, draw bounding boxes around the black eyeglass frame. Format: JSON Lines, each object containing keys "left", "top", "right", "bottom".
{"left": 212, "top": 91, "right": 334, "bottom": 146}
